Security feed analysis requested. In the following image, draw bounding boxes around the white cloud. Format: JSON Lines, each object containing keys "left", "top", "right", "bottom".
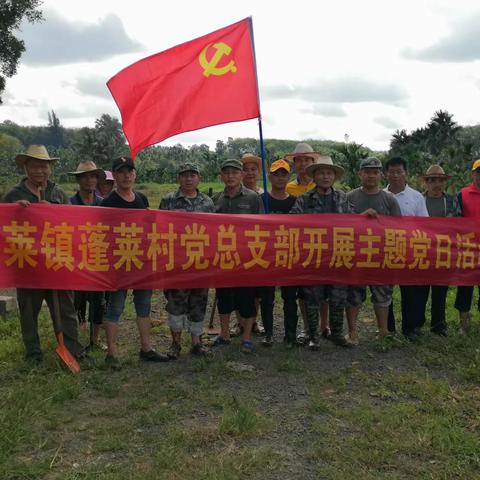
{"left": 20, "top": 10, "right": 144, "bottom": 66}
{"left": 403, "top": 12, "right": 480, "bottom": 63}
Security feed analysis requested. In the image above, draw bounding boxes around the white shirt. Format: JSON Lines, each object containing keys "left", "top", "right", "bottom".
{"left": 384, "top": 184, "right": 429, "bottom": 217}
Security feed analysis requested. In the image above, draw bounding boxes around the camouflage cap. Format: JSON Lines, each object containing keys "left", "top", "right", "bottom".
{"left": 359, "top": 157, "right": 383, "bottom": 170}
{"left": 220, "top": 159, "right": 243, "bottom": 171}
{"left": 177, "top": 163, "right": 200, "bottom": 175}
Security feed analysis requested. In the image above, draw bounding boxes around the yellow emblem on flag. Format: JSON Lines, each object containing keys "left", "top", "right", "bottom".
{"left": 199, "top": 42, "right": 237, "bottom": 77}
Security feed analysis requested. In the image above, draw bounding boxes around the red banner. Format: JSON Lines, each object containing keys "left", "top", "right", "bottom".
{"left": 1, "top": 204, "right": 479, "bottom": 291}
{"left": 107, "top": 18, "right": 260, "bottom": 159}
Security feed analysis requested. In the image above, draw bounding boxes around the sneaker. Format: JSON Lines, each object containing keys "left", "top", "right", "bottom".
{"left": 252, "top": 322, "right": 265, "bottom": 335}
{"left": 331, "top": 336, "right": 355, "bottom": 348}
{"left": 167, "top": 343, "right": 182, "bottom": 360}
{"left": 105, "top": 354, "right": 122, "bottom": 371}
{"left": 139, "top": 349, "right": 170, "bottom": 363}
{"left": 190, "top": 343, "right": 212, "bottom": 357}
{"left": 308, "top": 336, "right": 320, "bottom": 351}
{"left": 296, "top": 332, "right": 309, "bottom": 345}
{"left": 211, "top": 335, "right": 231, "bottom": 347}
{"left": 262, "top": 335, "right": 273, "bottom": 347}
{"left": 240, "top": 340, "right": 254, "bottom": 353}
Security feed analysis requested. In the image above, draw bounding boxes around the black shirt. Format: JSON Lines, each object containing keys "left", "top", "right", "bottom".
{"left": 100, "top": 190, "right": 149, "bottom": 209}
{"left": 261, "top": 193, "right": 296, "bottom": 214}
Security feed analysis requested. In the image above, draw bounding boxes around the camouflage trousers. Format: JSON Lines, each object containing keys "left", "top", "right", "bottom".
{"left": 346, "top": 285, "right": 393, "bottom": 308}
{"left": 164, "top": 289, "right": 209, "bottom": 335}
{"left": 302, "top": 285, "right": 347, "bottom": 340}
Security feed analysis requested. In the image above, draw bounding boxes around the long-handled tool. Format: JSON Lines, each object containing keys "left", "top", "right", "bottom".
{"left": 39, "top": 187, "right": 81, "bottom": 374}
{"left": 207, "top": 292, "right": 220, "bottom": 336}
{"left": 51, "top": 290, "right": 81, "bottom": 374}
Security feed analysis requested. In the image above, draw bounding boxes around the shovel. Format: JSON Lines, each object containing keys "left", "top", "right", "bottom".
{"left": 39, "top": 187, "right": 81, "bottom": 374}
{"left": 51, "top": 290, "right": 81, "bottom": 374}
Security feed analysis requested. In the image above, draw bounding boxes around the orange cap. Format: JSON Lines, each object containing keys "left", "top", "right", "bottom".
{"left": 269, "top": 159, "right": 291, "bottom": 173}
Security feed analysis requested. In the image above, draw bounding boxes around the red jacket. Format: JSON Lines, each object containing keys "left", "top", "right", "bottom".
{"left": 460, "top": 183, "right": 480, "bottom": 218}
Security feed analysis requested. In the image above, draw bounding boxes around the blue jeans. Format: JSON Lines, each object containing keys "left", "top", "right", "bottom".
{"left": 104, "top": 289, "right": 152, "bottom": 322}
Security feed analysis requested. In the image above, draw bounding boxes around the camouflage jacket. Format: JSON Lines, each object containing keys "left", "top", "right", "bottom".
{"left": 290, "top": 188, "right": 353, "bottom": 214}
{"left": 423, "top": 192, "right": 461, "bottom": 217}
{"left": 3, "top": 178, "right": 69, "bottom": 204}
{"left": 159, "top": 189, "right": 215, "bottom": 213}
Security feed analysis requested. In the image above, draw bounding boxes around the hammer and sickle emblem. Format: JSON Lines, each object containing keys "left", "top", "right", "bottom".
{"left": 199, "top": 42, "right": 237, "bottom": 78}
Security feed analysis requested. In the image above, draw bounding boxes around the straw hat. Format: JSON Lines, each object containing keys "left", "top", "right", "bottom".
{"left": 69, "top": 161, "right": 106, "bottom": 180}
{"left": 422, "top": 164, "right": 450, "bottom": 179}
{"left": 306, "top": 156, "right": 344, "bottom": 178}
{"left": 15, "top": 145, "right": 59, "bottom": 167}
{"left": 284, "top": 142, "right": 321, "bottom": 162}
{"left": 240, "top": 153, "right": 262, "bottom": 169}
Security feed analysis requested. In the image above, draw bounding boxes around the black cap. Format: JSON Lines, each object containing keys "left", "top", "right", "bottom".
{"left": 112, "top": 156, "right": 135, "bottom": 172}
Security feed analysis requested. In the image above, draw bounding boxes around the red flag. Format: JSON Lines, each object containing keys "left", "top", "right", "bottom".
{"left": 107, "top": 18, "right": 260, "bottom": 159}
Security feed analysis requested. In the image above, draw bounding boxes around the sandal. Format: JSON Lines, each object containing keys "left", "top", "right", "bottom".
{"left": 240, "top": 340, "right": 254, "bottom": 353}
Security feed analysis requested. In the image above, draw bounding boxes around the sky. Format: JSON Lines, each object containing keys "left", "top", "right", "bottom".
{"left": 2, "top": 0, "right": 480, "bottom": 152}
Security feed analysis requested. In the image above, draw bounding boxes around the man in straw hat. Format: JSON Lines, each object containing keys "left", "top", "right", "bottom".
{"left": 419, "top": 164, "right": 460, "bottom": 337}
{"left": 159, "top": 163, "right": 214, "bottom": 359}
{"left": 69, "top": 161, "right": 107, "bottom": 348}
{"left": 3, "top": 145, "right": 86, "bottom": 363}
{"left": 241, "top": 153, "right": 264, "bottom": 194}
{"left": 285, "top": 142, "right": 318, "bottom": 198}
{"left": 454, "top": 159, "right": 480, "bottom": 334}
{"left": 69, "top": 160, "right": 106, "bottom": 206}
{"left": 291, "top": 155, "right": 354, "bottom": 349}
{"left": 285, "top": 143, "right": 330, "bottom": 342}
{"left": 346, "top": 157, "right": 401, "bottom": 344}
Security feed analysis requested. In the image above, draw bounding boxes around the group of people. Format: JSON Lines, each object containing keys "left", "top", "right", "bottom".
{"left": 3, "top": 142, "right": 479, "bottom": 370}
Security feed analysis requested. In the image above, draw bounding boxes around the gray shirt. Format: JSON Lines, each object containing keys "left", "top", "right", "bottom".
{"left": 347, "top": 188, "right": 401, "bottom": 216}
{"left": 425, "top": 196, "right": 446, "bottom": 217}
{"left": 214, "top": 185, "right": 265, "bottom": 214}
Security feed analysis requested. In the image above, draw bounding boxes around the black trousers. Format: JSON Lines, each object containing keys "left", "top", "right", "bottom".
{"left": 454, "top": 286, "right": 480, "bottom": 313}
{"left": 420, "top": 285, "right": 449, "bottom": 333}
{"left": 389, "top": 285, "right": 429, "bottom": 335}
{"left": 260, "top": 286, "right": 298, "bottom": 340}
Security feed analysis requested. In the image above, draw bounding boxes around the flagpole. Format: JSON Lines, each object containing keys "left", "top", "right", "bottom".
{"left": 248, "top": 17, "right": 269, "bottom": 213}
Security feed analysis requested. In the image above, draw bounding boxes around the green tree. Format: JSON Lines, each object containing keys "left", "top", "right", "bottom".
{"left": 0, "top": 0, "right": 43, "bottom": 103}
{"left": 47, "top": 110, "right": 65, "bottom": 147}
{"left": 334, "top": 142, "right": 370, "bottom": 189}
{"left": 75, "top": 114, "right": 127, "bottom": 168}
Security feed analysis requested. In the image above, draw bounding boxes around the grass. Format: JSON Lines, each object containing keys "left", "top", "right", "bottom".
{"left": 61, "top": 181, "right": 225, "bottom": 207}
{"left": 1, "top": 287, "right": 480, "bottom": 478}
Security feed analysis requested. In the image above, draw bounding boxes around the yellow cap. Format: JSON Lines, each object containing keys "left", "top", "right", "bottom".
{"left": 270, "top": 159, "right": 291, "bottom": 173}
{"left": 472, "top": 159, "right": 480, "bottom": 171}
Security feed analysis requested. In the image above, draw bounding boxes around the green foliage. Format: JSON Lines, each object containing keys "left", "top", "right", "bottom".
{"left": 389, "top": 110, "right": 479, "bottom": 189}
{"left": 1, "top": 109, "right": 480, "bottom": 191}
{"left": 0, "top": 0, "right": 43, "bottom": 103}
